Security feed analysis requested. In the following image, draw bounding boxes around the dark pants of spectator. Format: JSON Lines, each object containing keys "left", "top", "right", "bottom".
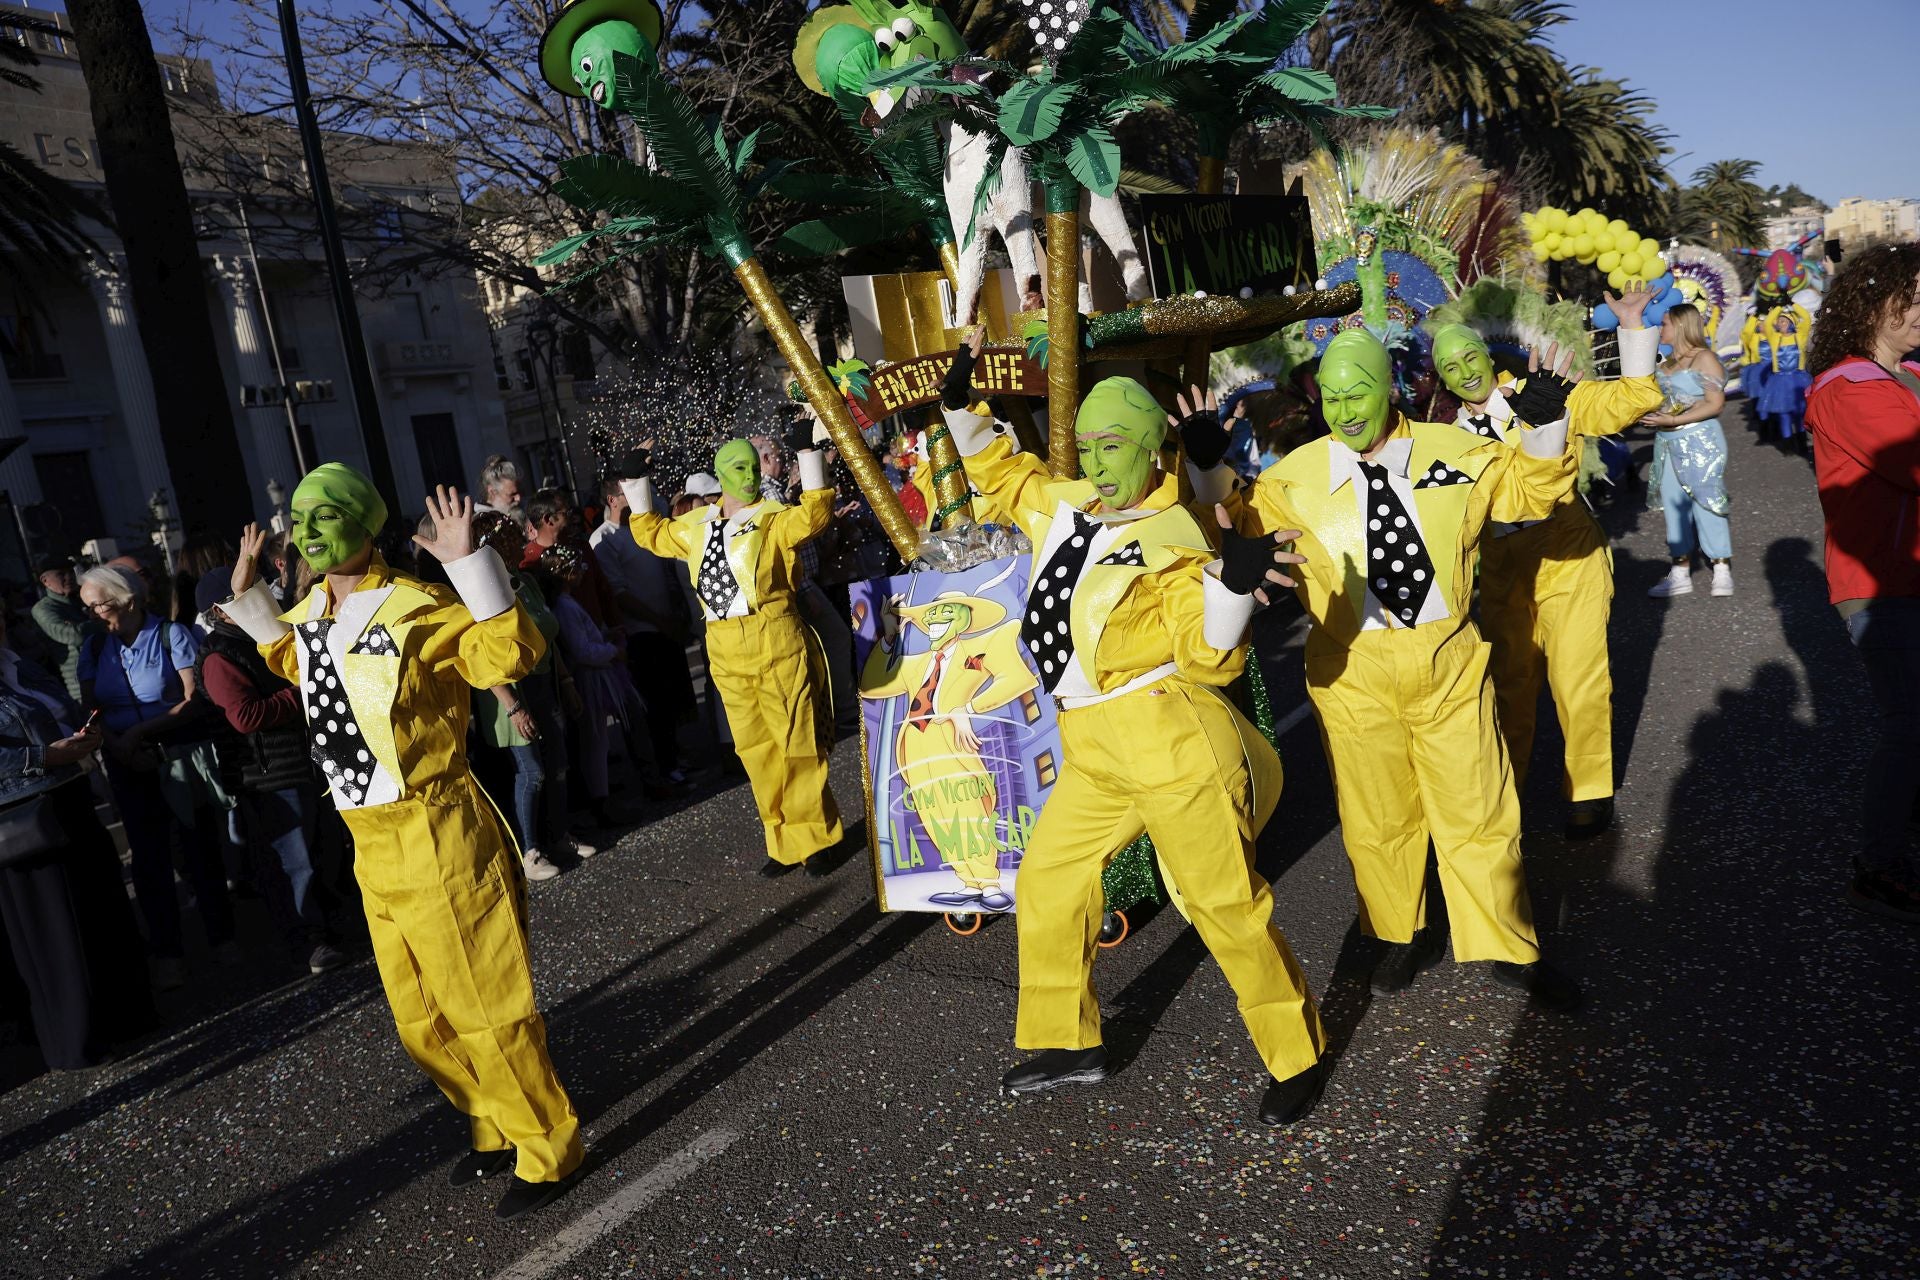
{"left": 108, "top": 762, "right": 234, "bottom": 958}
{"left": 1848, "top": 598, "right": 1920, "bottom": 874}
{"left": 240, "top": 783, "right": 342, "bottom": 946}
{"left": 626, "top": 632, "right": 695, "bottom": 772}
{"left": 0, "top": 778, "right": 157, "bottom": 1067}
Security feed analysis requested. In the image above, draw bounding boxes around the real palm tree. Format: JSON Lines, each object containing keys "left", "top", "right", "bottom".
{"left": 1688, "top": 159, "right": 1766, "bottom": 249}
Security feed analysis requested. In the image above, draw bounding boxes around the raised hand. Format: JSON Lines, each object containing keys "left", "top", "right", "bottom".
{"left": 1169, "top": 385, "right": 1240, "bottom": 471}
{"left": 942, "top": 326, "right": 987, "bottom": 411}
{"left": 231, "top": 522, "right": 267, "bottom": 598}
{"left": 1603, "top": 280, "right": 1657, "bottom": 328}
{"left": 1507, "top": 341, "right": 1584, "bottom": 427}
{"left": 413, "top": 487, "right": 476, "bottom": 564}
{"left": 1215, "top": 504, "right": 1306, "bottom": 605}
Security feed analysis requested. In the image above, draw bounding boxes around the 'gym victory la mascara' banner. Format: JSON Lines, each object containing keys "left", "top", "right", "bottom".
{"left": 1141, "top": 194, "right": 1317, "bottom": 299}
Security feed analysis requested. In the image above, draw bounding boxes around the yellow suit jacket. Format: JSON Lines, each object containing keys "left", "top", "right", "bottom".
{"left": 629, "top": 490, "right": 832, "bottom": 620}
{"left": 860, "top": 621, "right": 1037, "bottom": 718}
{"left": 965, "top": 439, "right": 1241, "bottom": 693}
{"left": 1239, "top": 418, "right": 1573, "bottom": 651}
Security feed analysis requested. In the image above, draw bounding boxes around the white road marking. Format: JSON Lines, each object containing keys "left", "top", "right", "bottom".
{"left": 1274, "top": 701, "right": 1316, "bottom": 737}
{"left": 491, "top": 1127, "right": 740, "bottom": 1280}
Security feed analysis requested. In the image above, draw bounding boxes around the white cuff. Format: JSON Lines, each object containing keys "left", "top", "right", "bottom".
{"left": 1187, "top": 462, "right": 1236, "bottom": 507}
{"left": 1518, "top": 415, "right": 1572, "bottom": 460}
{"left": 1617, "top": 325, "right": 1659, "bottom": 378}
{"left": 797, "top": 448, "right": 829, "bottom": 492}
{"left": 1201, "top": 562, "right": 1258, "bottom": 650}
{"left": 620, "top": 478, "right": 655, "bottom": 516}
{"left": 224, "top": 581, "right": 291, "bottom": 643}
{"left": 942, "top": 406, "right": 997, "bottom": 457}
{"left": 444, "top": 547, "right": 517, "bottom": 622}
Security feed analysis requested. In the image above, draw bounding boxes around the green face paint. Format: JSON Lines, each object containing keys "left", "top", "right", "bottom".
{"left": 291, "top": 501, "right": 372, "bottom": 575}
{"left": 920, "top": 600, "right": 971, "bottom": 646}
{"left": 714, "top": 440, "right": 763, "bottom": 504}
{"left": 1430, "top": 325, "right": 1497, "bottom": 406}
{"left": 570, "top": 20, "right": 652, "bottom": 111}
{"left": 1076, "top": 434, "right": 1156, "bottom": 510}
{"left": 1320, "top": 330, "right": 1396, "bottom": 454}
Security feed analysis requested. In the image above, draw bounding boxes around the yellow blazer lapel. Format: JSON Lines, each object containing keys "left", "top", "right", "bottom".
{"left": 726, "top": 498, "right": 784, "bottom": 614}
{"left": 1275, "top": 439, "right": 1369, "bottom": 630}
{"left": 1068, "top": 487, "right": 1208, "bottom": 685}
{"left": 1407, "top": 423, "right": 1495, "bottom": 607}
{"left": 337, "top": 581, "right": 433, "bottom": 791}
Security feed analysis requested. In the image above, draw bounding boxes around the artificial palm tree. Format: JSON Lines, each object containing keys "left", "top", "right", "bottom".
{"left": 537, "top": 48, "right": 920, "bottom": 557}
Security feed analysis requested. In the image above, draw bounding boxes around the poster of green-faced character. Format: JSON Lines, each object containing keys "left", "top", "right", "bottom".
{"left": 853, "top": 558, "right": 1052, "bottom": 915}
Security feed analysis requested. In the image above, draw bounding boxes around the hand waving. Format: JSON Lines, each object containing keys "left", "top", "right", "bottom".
{"left": 413, "top": 487, "right": 476, "bottom": 564}
{"left": 1505, "top": 342, "right": 1584, "bottom": 426}
{"left": 1168, "top": 385, "right": 1240, "bottom": 471}
{"left": 231, "top": 522, "right": 267, "bottom": 598}
{"left": 1603, "top": 280, "right": 1657, "bottom": 329}
{"left": 1215, "top": 504, "right": 1305, "bottom": 605}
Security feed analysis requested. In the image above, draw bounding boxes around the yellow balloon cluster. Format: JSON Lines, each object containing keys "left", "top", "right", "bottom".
{"left": 1522, "top": 206, "right": 1668, "bottom": 291}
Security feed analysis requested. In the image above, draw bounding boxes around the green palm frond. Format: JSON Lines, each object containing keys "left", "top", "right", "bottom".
{"left": 1118, "top": 167, "right": 1191, "bottom": 196}
{"left": 774, "top": 199, "right": 931, "bottom": 257}
{"left": 550, "top": 154, "right": 710, "bottom": 219}
{"left": 613, "top": 50, "right": 735, "bottom": 214}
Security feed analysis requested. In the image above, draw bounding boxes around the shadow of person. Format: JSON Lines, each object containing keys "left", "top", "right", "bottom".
{"left": 1424, "top": 658, "right": 1920, "bottom": 1274}
{"left": 1766, "top": 535, "right": 1867, "bottom": 728}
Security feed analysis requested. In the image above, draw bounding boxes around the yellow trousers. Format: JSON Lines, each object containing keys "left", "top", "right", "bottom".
{"left": 898, "top": 719, "right": 1002, "bottom": 888}
{"left": 1480, "top": 502, "right": 1616, "bottom": 801}
{"left": 707, "top": 607, "right": 843, "bottom": 864}
{"left": 1305, "top": 623, "right": 1539, "bottom": 965}
{"left": 1014, "top": 678, "right": 1324, "bottom": 1081}
{"left": 345, "top": 777, "right": 582, "bottom": 1183}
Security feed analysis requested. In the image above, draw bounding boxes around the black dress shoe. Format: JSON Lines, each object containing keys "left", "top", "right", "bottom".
{"left": 1564, "top": 796, "right": 1615, "bottom": 840}
{"left": 1000, "top": 1046, "right": 1108, "bottom": 1095}
{"left": 1259, "top": 1059, "right": 1328, "bottom": 1126}
{"left": 1370, "top": 925, "right": 1443, "bottom": 994}
{"left": 1490, "top": 959, "right": 1584, "bottom": 1012}
{"left": 757, "top": 857, "right": 798, "bottom": 879}
{"left": 496, "top": 1173, "right": 575, "bottom": 1220}
{"left": 804, "top": 853, "right": 834, "bottom": 877}
{"left": 448, "top": 1147, "right": 515, "bottom": 1188}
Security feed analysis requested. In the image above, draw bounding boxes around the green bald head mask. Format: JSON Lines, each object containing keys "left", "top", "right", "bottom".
{"left": 1320, "top": 330, "right": 1396, "bottom": 454}
{"left": 1075, "top": 377, "right": 1166, "bottom": 510}
{"left": 290, "top": 463, "right": 386, "bottom": 574}
{"left": 1429, "top": 324, "right": 1498, "bottom": 406}
{"left": 571, "top": 21, "right": 651, "bottom": 110}
{"left": 714, "top": 439, "right": 763, "bottom": 504}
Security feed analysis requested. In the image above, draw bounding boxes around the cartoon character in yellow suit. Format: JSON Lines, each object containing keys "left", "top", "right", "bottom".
{"left": 1213, "top": 328, "right": 1585, "bottom": 1011}
{"left": 222, "top": 465, "right": 581, "bottom": 1221}
{"left": 944, "top": 358, "right": 1328, "bottom": 1127}
{"left": 621, "top": 438, "right": 844, "bottom": 876}
{"left": 1430, "top": 285, "right": 1660, "bottom": 837}
{"left": 860, "top": 588, "right": 1038, "bottom": 910}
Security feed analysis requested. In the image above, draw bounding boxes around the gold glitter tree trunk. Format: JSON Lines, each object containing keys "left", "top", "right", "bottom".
{"left": 731, "top": 256, "right": 920, "bottom": 560}
{"left": 1045, "top": 187, "right": 1082, "bottom": 478}
{"left": 925, "top": 239, "right": 972, "bottom": 527}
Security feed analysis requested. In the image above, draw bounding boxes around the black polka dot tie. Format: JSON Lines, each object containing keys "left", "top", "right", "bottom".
{"left": 1095, "top": 540, "right": 1146, "bottom": 568}
{"left": 1021, "top": 511, "right": 1099, "bottom": 693}
{"left": 1357, "top": 460, "right": 1437, "bottom": 628}
{"left": 349, "top": 623, "right": 398, "bottom": 657}
{"left": 1463, "top": 412, "right": 1502, "bottom": 441}
{"left": 1414, "top": 459, "right": 1474, "bottom": 489}
{"left": 694, "top": 526, "right": 739, "bottom": 618}
{"left": 297, "top": 620, "right": 379, "bottom": 807}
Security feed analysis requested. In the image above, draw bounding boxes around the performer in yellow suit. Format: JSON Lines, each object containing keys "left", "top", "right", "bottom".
{"left": 1212, "top": 329, "right": 1584, "bottom": 1009}
{"left": 860, "top": 589, "right": 1038, "bottom": 910}
{"left": 621, "top": 437, "right": 844, "bottom": 875}
{"left": 1430, "top": 284, "right": 1660, "bottom": 837}
{"left": 944, "top": 354, "right": 1328, "bottom": 1126}
{"left": 223, "top": 465, "right": 580, "bottom": 1221}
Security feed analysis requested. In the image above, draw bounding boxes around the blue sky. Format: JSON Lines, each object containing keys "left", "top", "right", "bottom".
{"left": 23, "top": 0, "right": 1914, "bottom": 204}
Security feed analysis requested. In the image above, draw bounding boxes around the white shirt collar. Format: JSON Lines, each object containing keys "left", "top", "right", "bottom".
{"left": 1329, "top": 435, "right": 1415, "bottom": 493}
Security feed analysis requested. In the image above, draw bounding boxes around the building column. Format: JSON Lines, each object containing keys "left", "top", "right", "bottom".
{"left": 212, "top": 253, "right": 302, "bottom": 496}
{"left": 86, "top": 258, "right": 177, "bottom": 512}
{"left": 0, "top": 355, "right": 42, "bottom": 506}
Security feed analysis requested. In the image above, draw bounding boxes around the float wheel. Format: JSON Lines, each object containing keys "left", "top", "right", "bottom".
{"left": 1097, "top": 909, "right": 1129, "bottom": 949}
{"left": 944, "top": 912, "right": 982, "bottom": 937}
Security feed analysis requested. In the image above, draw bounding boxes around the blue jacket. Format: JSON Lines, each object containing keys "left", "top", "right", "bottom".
{"left": 0, "top": 652, "right": 84, "bottom": 806}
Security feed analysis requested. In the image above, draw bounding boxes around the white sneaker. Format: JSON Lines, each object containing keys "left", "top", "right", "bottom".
{"left": 522, "top": 849, "right": 561, "bottom": 882}
{"left": 1710, "top": 563, "right": 1734, "bottom": 597}
{"left": 563, "top": 836, "right": 599, "bottom": 859}
{"left": 1647, "top": 564, "right": 1693, "bottom": 597}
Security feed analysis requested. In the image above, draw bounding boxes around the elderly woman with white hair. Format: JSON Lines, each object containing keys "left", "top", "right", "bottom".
{"left": 76, "top": 565, "right": 233, "bottom": 990}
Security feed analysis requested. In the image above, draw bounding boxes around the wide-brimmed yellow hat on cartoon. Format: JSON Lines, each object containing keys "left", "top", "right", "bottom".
{"left": 898, "top": 590, "right": 1007, "bottom": 645}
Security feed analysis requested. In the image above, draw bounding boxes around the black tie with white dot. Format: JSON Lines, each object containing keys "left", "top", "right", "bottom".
{"left": 694, "top": 525, "right": 738, "bottom": 618}
{"left": 1464, "top": 412, "right": 1501, "bottom": 441}
{"left": 1021, "top": 511, "right": 1099, "bottom": 693}
{"left": 298, "top": 620, "right": 379, "bottom": 807}
{"left": 1356, "top": 460, "right": 1436, "bottom": 628}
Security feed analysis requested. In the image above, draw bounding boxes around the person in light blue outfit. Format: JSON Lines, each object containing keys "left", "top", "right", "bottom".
{"left": 1641, "top": 304, "right": 1734, "bottom": 599}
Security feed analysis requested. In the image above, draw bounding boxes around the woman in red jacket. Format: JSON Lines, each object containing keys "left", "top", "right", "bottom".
{"left": 1805, "top": 242, "right": 1920, "bottom": 924}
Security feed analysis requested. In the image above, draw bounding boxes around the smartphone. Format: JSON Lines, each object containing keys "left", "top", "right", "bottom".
{"left": 82, "top": 709, "right": 102, "bottom": 733}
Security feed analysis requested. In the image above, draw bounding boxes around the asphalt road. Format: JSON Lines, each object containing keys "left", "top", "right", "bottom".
{"left": 3, "top": 404, "right": 1917, "bottom": 1280}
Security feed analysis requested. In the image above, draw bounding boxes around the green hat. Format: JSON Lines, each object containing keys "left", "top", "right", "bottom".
{"left": 539, "top": 0, "right": 664, "bottom": 98}
{"left": 291, "top": 463, "right": 388, "bottom": 538}
{"left": 1428, "top": 323, "right": 1489, "bottom": 363}
{"left": 1075, "top": 377, "right": 1167, "bottom": 452}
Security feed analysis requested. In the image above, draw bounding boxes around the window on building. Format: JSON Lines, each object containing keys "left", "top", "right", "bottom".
{"left": 392, "top": 291, "right": 430, "bottom": 340}
{"left": 561, "top": 327, "right": 594, "bottom": 381}
{"left": 371, "top": 204, "right": 405, "bottom": 244}
{"left": 31, "top": 452, "right": 105, "bottom": 555}
{"left": 516, "top": 350, "right": 535, "bottom": 391}
{"left": 0, "top": 310, "right": 66, "bottom": 382}
{"left": 411, "top": 413, "right": 465, "bottom": 493}
{"left": 264, "top": 290, "right": 301, "bottom": 370}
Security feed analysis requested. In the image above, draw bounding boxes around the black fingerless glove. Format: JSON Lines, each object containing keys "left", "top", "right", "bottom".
{"left": 1507, "top": 367, "right": 1576, "bottom": 427}
{"left": 1219, "top": 527, "right": 1279, "bottom": 596}
{"left": 1177, "top": 409, "right": 1230, "bottom": 471}
{"left": 941, "top": 344, "right": 980, "bottom": 411}
{"left": 785, "top": 418, "right": 816, "bottom": 453}
{"left": 616, "top": 448, "right": 651, "bottom": 480}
